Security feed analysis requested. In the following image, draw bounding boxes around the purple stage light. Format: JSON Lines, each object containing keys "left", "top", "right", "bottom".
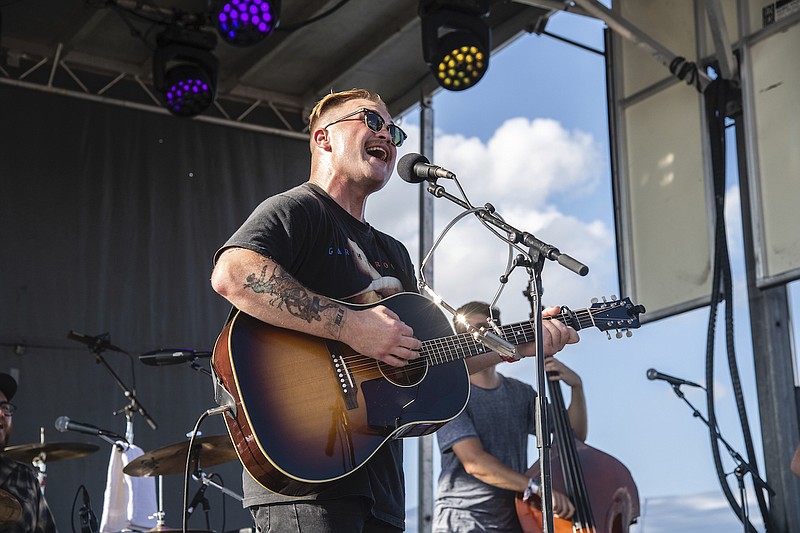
{"left": 213, "top": 0, "right": 278, "bottom": 46}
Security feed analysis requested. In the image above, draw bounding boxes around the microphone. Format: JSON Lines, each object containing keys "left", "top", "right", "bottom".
{"left": 474, "top": 330, "right": 518, "bottom": 361}
{"left": 67, "top": 330, "right": 125, "bottom": 353}
{"left": 55, "top": 416, "right": 125, "bottom": 440}
{"left": 139, "top": 349, "right": 212, "bottom": 366}
{"left": 186, "top": 484, "right": 208, "bottom": 516}
{"left": 397, "top": 153, "right": 456, "bottom": 183}
{"left": 646, "top": 368, "right": 703, "bottom": 388}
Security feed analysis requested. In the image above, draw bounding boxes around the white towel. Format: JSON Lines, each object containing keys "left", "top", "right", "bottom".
{"left": 99, "top": 444, "right": 157, "bottom": 533}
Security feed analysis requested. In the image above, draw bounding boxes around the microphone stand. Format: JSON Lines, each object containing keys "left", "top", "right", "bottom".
{"left": 423, "top": 181, "right": 588, "bottom": 277}
{"left": 193, "top": 468, "right": 244, "bottom": 503}
{"left": 188, "top": 358, "right": 213, "bottom": 377}
{"left": 185, "top": 467, "right": 244, "bottom": 531}
{"left": 668, "top": 384, "right": 772, "bottom": 533}
{"left": 522, "top": 251, "right": 556, "bottom": 533}
{"left": 68, "top": 331, "right": 158, "bottom": 430}
{"left": 421, "top": 179, "right": 589, "bottom": 533}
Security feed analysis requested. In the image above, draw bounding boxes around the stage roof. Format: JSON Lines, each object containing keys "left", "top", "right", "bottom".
{"left": 1, "top": 0, "right": 554, "bottom": 134}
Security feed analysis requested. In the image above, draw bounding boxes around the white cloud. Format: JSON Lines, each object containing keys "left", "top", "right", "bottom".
{"left": 368, "top": 117, "right": 614, "bottom": 324}
{"left": 435, "top": 117, "right": 604, "bottom": 209}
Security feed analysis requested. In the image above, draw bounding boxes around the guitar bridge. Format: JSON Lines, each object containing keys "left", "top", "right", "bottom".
{"left": 327, "top": 340, "right": 359, "bottom": 410}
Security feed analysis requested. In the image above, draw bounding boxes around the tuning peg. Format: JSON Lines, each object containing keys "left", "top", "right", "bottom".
{"left": 611, "top": 294, "right": 618, "bottom": 301}
{"left": 591, "top": 297, "right": 599, "bottom": 304}
{"left": 606, "top": 331, "right": 612, "bottom": 340}
{"left": 626, "top": 330, "right": 633, "bottom": 337}
{"left": 615, "top": 330, "right": 623, "bottom": 339}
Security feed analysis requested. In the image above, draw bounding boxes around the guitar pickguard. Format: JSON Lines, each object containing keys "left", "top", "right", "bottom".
{"left": 326, "top": 339, "right": 359, "bottom": 410}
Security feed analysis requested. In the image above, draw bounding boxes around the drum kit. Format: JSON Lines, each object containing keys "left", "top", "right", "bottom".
{"left": 2, "top": 336, "right": 243, "bottom": 532}
{"left": 2, "top": 433, "right": 240, "bottom": 532}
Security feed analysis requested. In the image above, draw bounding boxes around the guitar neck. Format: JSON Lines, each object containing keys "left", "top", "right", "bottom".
{"left": 420, "top": 307, "right": 596, "bottom": 366}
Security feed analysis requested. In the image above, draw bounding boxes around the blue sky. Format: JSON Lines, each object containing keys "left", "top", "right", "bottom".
{"left": 364, "top": 8, "right": 798, "bottom": 532}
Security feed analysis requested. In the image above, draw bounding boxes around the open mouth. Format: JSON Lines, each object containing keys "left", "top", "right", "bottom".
{"left": 365, "top": 144, "right": 389, "bottom": 162}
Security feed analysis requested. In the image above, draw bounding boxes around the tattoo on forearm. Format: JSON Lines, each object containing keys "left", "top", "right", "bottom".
{"left": 244, "top": 264, "right": 342, "bottom": 332}
{"left": 325, "top": 307, "right": 347, "bottom": 339}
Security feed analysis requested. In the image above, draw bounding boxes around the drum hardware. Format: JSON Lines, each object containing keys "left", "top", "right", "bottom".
{"left": 2, "top": 439, "right": 100, "bottom": 464}
{"left": 3, "top": 426, "right": 99, "bottom": 494}
{"left": 122, "top": 434, "right": 242, "bottom": 532}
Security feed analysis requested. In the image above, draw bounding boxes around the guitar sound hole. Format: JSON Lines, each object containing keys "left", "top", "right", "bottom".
{"left": 378, "top": 360, "right": 428, "bottom": 387}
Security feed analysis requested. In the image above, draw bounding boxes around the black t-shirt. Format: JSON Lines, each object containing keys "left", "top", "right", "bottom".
{"left": 216, "top": 182, "right": 418, "bottom": 528}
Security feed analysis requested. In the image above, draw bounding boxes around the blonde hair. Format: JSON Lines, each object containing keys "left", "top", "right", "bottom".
{"left": 307, "top": 89, "right": 387, "bottom": 133}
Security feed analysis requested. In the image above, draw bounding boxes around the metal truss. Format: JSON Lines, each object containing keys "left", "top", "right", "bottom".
{"left": 0, "top": 41, "right": 308, "bottom": 140}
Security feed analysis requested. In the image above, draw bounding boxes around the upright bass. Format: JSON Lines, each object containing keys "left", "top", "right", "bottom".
{"left": 516, "top": 303, "right": 641, "bottom": 532}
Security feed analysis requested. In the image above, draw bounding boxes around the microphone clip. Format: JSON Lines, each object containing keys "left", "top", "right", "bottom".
{"left": 472, "top": 327, "right": 518, "bottom": 360}
{"left": 186, "top": 482, "right": 209, "bottom": 517}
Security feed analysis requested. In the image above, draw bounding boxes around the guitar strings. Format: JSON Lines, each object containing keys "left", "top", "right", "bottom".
{"left": 335, "top": 305, "right": 632, "bottom": 376}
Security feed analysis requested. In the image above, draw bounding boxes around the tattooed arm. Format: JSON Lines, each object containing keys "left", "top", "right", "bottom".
{"left": 211, "top": 247, "right": 420, "bottom": 367}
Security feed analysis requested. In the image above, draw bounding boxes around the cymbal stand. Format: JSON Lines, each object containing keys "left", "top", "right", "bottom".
{"left": 148, "top": 475, "right": 168, "bottom": 530}
{"left": 33, "top": 427, "right": 46, "bottom": 494}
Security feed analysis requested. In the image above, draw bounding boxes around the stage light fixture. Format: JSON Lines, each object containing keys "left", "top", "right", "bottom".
{"left": 420, "top": 3, "right": 491, "bottom": 92}
{"left": 210, "top": 0, "right": 280, "bottom": 46}
{"left": 153, "top": 27, "right": 219, "bottom": 118}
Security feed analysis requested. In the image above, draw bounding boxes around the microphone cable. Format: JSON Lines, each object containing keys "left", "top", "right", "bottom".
{"left": 182, "top": 406, "right": 231, "bottom": 533}
{"left": 70, "top": 485, "right": 99, "bottom": 533}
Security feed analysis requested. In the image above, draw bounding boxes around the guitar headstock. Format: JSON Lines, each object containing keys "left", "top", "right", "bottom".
{"left": 589, "top": 296, "right": 646, "bottom": 339}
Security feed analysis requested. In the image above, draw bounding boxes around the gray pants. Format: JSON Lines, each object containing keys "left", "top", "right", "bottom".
{"left": 250, "top": 497, "right": 402, "bottom": 533}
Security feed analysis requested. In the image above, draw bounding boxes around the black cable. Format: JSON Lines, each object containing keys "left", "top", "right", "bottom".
{"left": 669, "top": 56, "right": 703, "bottom": 92}
{"left": 69, "top": 484, "right": 99, "bottom": 533}
{"left": 703, "top": 77, "right": 770, "bottom": 533}
{"left": 209, "top": 472, "right": 227, "bottom": 533}
{"left": 182, "top": 407, "right": 229, "bottom": 533}
{"left": 70, "top": 485, "right": 82, "bottom": 533}
{"left": 541, "top": 30, "right": 604, "bottom": 56}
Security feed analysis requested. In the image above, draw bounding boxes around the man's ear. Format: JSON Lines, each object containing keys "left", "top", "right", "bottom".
{"left": 313, "top": 128, "right": 331, "bottom": 150}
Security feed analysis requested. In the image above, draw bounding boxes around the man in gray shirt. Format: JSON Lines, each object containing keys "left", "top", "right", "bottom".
{"left": 434, "top": 302, "right": 585, "bottom": 532}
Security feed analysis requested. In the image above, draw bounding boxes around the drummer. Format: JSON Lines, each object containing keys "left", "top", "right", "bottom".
{"left": 0, "top": 372, "right": 57, "bottom": 533}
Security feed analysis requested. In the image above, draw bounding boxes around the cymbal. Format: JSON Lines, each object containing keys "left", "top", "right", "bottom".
{"left": 2, "top": 441, "right": 99, "bottom": 463}
{"left": 0, "top": 488, "right": 22, "bottom": 528}
{"left": 124, "top": 435, "right": 236, "bottom": 477}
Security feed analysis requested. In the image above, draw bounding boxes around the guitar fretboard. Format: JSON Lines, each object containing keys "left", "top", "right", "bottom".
{"left": 419, "top": 307, "right": 599, "bottom": 366}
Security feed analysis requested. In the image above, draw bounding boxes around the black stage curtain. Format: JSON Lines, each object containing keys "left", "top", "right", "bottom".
{"left": 0, "top": 84, "right": 310, "bottom": 531}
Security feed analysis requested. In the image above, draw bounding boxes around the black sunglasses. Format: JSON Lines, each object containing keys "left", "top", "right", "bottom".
{"left": 323, "top": 108, "right": 407, "bottom": 147}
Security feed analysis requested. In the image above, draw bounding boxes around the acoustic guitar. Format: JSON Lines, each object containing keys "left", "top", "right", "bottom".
{"left": 211, "top": 292, "right": 644, "bottom": 496}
